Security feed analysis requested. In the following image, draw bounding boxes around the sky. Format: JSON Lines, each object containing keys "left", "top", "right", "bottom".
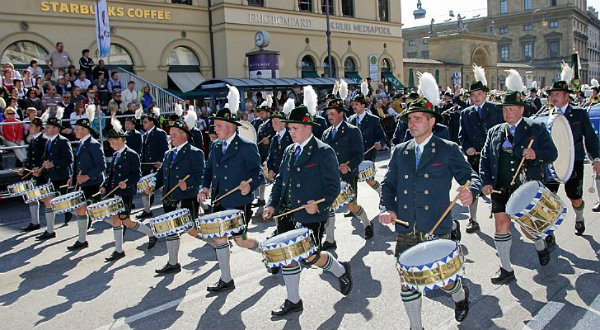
{"left": 401, "top": 0, "right": 600, "bottom": 28}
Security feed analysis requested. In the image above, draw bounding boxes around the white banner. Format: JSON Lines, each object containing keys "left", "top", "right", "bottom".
{"left": 94, "top": 0, "right": 111, "bottom": 59}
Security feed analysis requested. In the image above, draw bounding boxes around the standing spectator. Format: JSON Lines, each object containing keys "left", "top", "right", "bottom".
{"left": 71, "top": 86, "right": 84, "bottom": 104}
{"left": 140, "top": 85, "right": 154, "bottom": 111}
{"left": 79, "top": 49, "right": 94, "bottom": 81}
{"left": 41, "top": 85, "right": 62, "bottom": 111}
{"left": 45, "top": 42, "right": 74, "bottom": 78}
{"left": 107, "top": 71, "right": 125, "bottom": 94}
{"left": 93, "top": 71, "right": 109, "bottom": 105}
{"left": 121, "top": 81, "right": 138, "bottom": 110}
{"left": 92, "top": 59, "right": 109, "bottom": 81}
{"left": 1, "top": 107, "right": 26, "bottom": 163}
{"left": 22, "top": 70, "right": 35, "bottom": 89}
{"left": 24, "top": 88, "right": 44, "bottom": 113}
{"left": 73, "top": 70, "right": 91, "bottom": 91}
{"left": 27, "top": 59, "right": 44, "bottom": 78}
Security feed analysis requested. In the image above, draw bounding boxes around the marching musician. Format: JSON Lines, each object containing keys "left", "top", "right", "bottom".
{"left": 391, "top": 120, "right": 450, "bottom": 145}
{"left": 379, "top": 95, "right": 480, "bottom": 329}
{"left": 585, "top": 84, "right": 599, "bottom": 108}
{"left": 100, "top": 119, "right": 157, "bottom": 262}
{"left": 146, "top": 120, "right": 205, "bottom": 274}
{"left": 458, "top": 65, "right": 504, "bottom": 235}
{"left": 263, "top": 102, "right": 353, "bottom": 317}
{"left": 139, "top": 108, "right": 169, "bottom": 220}
{"left": 265, "top": 102, "right": 293, "bottom": 183}
{"left": 20, "top": 117, "right": 47, "bottom": 232}
{"left": 35, "top": 116, "right": 74, "bottom": 241}
{"left": 124, "top": 116, "right": 142, "bottom": 155}
{"left": 255, "top": 96, "right": 275, "bottom": 211}
{"left": 480, "top": 71, "right": 558, "bottom": 283}
{"left": 184, "top": 107, "right": 203, "bottom": 150}
{"left": 67, "top": 108, "right": 106, "bottom": 251}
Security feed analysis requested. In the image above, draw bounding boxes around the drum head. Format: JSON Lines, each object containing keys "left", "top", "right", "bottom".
{"left": 506, "top": 181, "right": 540, "bottom": 216}
{"left": 237, "top": 121, "right": 258, "bottom": 143}
{"left": 547, "top": 114, "right": 575, "bottom": 183}
{"left": 397, "top": 239, "right": 458, "bottom": 267}
{"left": 263, "top": 228, "right": 309, "bottom": 246}
{"left": 197, "top": 209, "right": 242, "bottom": 222}
{"left": 359, "top": 161, "right": 374, "bottom": 171}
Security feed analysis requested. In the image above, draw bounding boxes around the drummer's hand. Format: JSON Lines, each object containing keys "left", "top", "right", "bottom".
{"left": 593, "top": 160, "right": 600, "bottom": 175}
{"left": 378, "top": 211, "right": 397, "bottom": 224}
{"left": 268, "top": 170, "right": 275, "bottom": 180}
{"left": 523, "top": 148, "right": 536, "bottom": 160}
{"left": 118, "top": 181, "right": 127, "bottom": 189}
{"left": 263, "top": 206, "right": 274, "bottom": 219}
{"left": 153, "top": 162, "right": 162, "bottom": 168}
{"left": 32, "top": 167, "right": 42, "bottom": 177}
{"left": 457, "top": 186, "right": 474, "bottom": 206}
{"left": 144, "top": 186, "right": 154, "bottom": 195}
{"left": 466, "top": 148, "right": 477, "bottom": 156}
{"left": 178, "top": 180, "right": 187, "bottom": 191}
{"left": 99, "top": 187, "right": 106, "bottom": 194}
{"left": 262, "top": 137, "right": 270, "bottom": 145}
{"left": 198, "top": 188, "right": 209, "bottom": 203}
{"left": 43, "top": 160, "right": 54, "bottom": 169}
{"left": 18, "top": 168, "right": 25, "bottom": 176}
{"left": 66, "top": 178, "right": 72, "bottom": 187}
{"left": 239, "top": 180, "right": 250, "bottom": 195}
{"left": 77, "top": 174, "right": 89, "bottom": 184}
{"left": 305, "top": 200, "right": 319, "bottom": 215}
{"left": 339, "top": 163, "right": 350, "bottom": 174}
{"left": 482, "top": 185, "right": 493, "bottom": 196}
{"left": 374, "top": 142, "right": 382, "bottom": 150}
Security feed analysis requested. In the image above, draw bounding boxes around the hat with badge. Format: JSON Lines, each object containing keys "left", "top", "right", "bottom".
{"left": 168, "top": 120, "right": 191, "bottom": 136}
{"left": 74, "top": 104, "right": 96, "bottom": 131}
{"left": 42, "top": 106, "right": 66, "bottom": 129}
{"left": 351, "top": 79, "right": 370, "bottom": 105}
{"left": 469, "top": 64, "right": 490, "bottom": 93}
{"left": 499, "top": 69, "right": 527, "bottom": 107}
{"left": 212, "top": 84, "right": 241, "bottom": 126}
{"left": 399, "top": 72, "right": 443, "bottom": 123}
{"left": 107, "top": 115, "right": 127, "bottom": 139}
{"left": 271, "top": 98, "right": 294, "bottom": 120}
{"left": 548, "top": 62, "right": 575, "bottom": 93}
{"left": 29, "top": 117, "right": 44, "bottom": 128}
{"left": 323, "top": 79, "right": 349, "bottom": 113}
{"left": 142, "top": 106, "right": 161, "bottom": 125}
{"left": 282, "top": 85, "right": 321, "bottom": 126}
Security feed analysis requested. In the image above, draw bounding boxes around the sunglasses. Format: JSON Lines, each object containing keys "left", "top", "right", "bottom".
{"left": 5, "top": 112, "right": 15, "bottom": 115}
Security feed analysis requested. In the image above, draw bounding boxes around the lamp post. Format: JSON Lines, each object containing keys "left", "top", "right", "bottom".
{"left": 325, "top": 0, "right": 333, "bottom": 78}
{"left": 529, "top": 9, "right": 548, "bottom": 63}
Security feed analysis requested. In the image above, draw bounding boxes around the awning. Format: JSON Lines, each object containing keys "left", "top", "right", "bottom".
{"left": 165, "top": 88, "right": 210, "bottom": 99}
{"left": 167, "top": 72, "right": 206, "bottom": 93}
{"left": 382, "top": 72, "right": 405, "bottom": 89}
{"left": 301, "top": 70, "right": 320, "bottom": 78}
{"left": 344, "top": 71, "right": 362, "bottom": 83}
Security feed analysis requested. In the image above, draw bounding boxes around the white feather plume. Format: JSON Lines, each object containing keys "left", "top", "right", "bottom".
{"left": 55, "top": 106, "right": 64, "bottom": 120}
{"left": 40, "top": 109, "right": 50, "bottom": 123}
{"left": 592, "top": 78, "right": 599, "bottom": 88}
{"left": 266, "top": 94, "right": 273, "bottom": 108}
{"left": 174, "top": 103, "right": 183, "bottom": 117}
{"left": 303, "top": 85, "right": 318, "bottom": 116}
{"left": 332, "top": 81, "right": 340, "bottom": 96}
{"left": 560, "top": 61, "right": 573, "bottom": 82}
{"left": 152, "top": 106, "right": 160, "bottom": 117}
{"left": 86, "top": 104, "right": 96, "bottom": 123}
{"left": 360, "top": 79, "right": 369, "bottom": 96}
{"left": 504, "top": 69, "right": 525, "bottom": 92}
{"left": 184, "top": 109, "right": 197, "bottom": 129}
{"left": 111, "top": 114, "right": 122, "bottom": 133}
{"left": 339, "top": 79, "right": 348, "bottom": 100}
{"left": 134, "top": 104, "right": 143, "bottom": 120}
{"left": 226, "top": 84, "right": 240, "bottom": 113}
{"left": 188, "top": 105, "right": 195, "bottom": 113}
{"left": 282, "top": 98, "right": 295, "bottom": 116}
{"left": 532, "top": 81, "right": 538, "bottom": 90}
{"left": 446, "top": 86, "right": 452, "bottom": 94}
{"left": 417, "top": 72, "right": 440, "bottom": 106}
{"left": 223, "top": 103, "right": 229, "bottom": 109}
{"left": 472, "top": 64, "right": 487, "bottom": 87}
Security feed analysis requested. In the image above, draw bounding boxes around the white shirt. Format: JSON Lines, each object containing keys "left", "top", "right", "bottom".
{"left": 276, "top": 128, "right": 286, "bottom": 141}
{"left": 414, "top": 132, "right": 434, "bottom": 151}
{"left": 79, "top": 134, "right": 91, "bottom": 144}
{"left": 508, "top": 118, "right": 523, "bottom": 132}
{"left": 222, "top": 133, "right": 236, "bottom": 152}
{"left": 32, "top": 132, "right": 43, "bottom": 140}
{"left": 556, "top": 104, "right": 568, "bottom": 114}
{"left": 73, "top": 78, "right": 91, "bottom": 89}
{"left": 122, "top": 88, "right": 138, "bottom": 106}
{"left": 356, "top": 111, "right": 366, "bottom": 124}
{"left": 46, "top": 133, "right": 58, "bottom": 143}
{"left": 293, "top": 134, "right": 314, "bottom": 154}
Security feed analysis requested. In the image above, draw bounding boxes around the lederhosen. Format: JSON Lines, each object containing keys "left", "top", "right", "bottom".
{"left": 395, "top": 230, "right": 451, "bottom": 258}
{"left": 491, "top": 127, "right": 520, "bottom": 214}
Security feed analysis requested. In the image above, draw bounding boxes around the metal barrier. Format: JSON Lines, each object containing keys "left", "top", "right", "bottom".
{"left": 113, "top": 67, "right": 183, "bottom": 114}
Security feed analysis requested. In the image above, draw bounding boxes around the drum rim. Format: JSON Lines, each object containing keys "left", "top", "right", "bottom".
{"left": 197, "top": 209, "right": 243, "bottom": 221}
{"left": 397, "top": 238, "right": 459, "bottom": 268}
{"left": 8, "top": 179, "right": 36, "bottom": 188}
{"left": 262, "top": 227, "right": 311, "bottom": 248}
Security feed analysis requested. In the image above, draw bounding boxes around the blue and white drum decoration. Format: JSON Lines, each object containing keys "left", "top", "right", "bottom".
{"left": 149, "top": 209, "right": 193, "bottom": 238}
{"left": 261, "top": 227, "right": 317, "bottom": 268}
{"left": 23, "top": 183, "right": 56, "bottom": 204}
{"left": 357, "top": 160, "right": 376, "bottom": 182}
{"left": 331, "top": 181, "right": 355, "bottom": 211}
{"left": 87, "top": 196, "right": 125, "bottom": 222}
{"left": 505, "top": 180, "right": 566, "bottom": 239}
{"left": 397, "top": 239, "right": 464, "bottom": 292}
{"left": 7, "top": 179, "right": 36, "bottom": 197}
{"left": 532, "top": 113, "right": 575, "bottom": 183}
{"left": 137, "top": 174, "right": 156, "bottom": 193}
{"left": 196, "top": 209, "right": 245, "bottom": 239}
{"left": 50, "top": 191, "right": 86, "bottom": 214}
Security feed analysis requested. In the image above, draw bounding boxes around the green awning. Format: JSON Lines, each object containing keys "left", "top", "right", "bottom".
{"left": 382, "top": 72, "right": 405, "bottom": 89}
{"left": 302, "top": 70, "right": 320, "bottom": 78}
{"left": 344, "top": 71, "right": 362, "bottom": 83}
{"left": 165, "top": 88, "right": 210, "bottom": 99}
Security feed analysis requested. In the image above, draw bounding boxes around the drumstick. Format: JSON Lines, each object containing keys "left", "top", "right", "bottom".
{"left": 510, "top": 139, "right": 535, "bottom": 186}
{"left": 161, "top": 174, "right": 191, "bottom": 200}
{"left": 212, "top": 178, "right": 253, "bottom": 204}
{"left": 364, "top": 144, "right": 377, "bottom": 155}
{"left": 492, "top": 190, "right": 502, "bottom": 194}
{"left": 273, "top": 199, "right": 326, "bottom": 219}
{"left": 427, "top": 180, "right": 471, "bottom": 236}
{"left": 73, "top": 171, "right": 82, "bottom": 191}
{"left": 394, "top": 218, "right": 409, "bottom": 227}
{"left": 141, "top": 162, "right": 162, "bottom": 166}
{"left": 96, "top": 179, "right": 129, "bottom": 200}
{"left": 21, "top": 172, "right": 33, "bottom": 179}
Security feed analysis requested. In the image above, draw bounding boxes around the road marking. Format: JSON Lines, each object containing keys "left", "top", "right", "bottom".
{"left": 574, "top": 294, "right": 600, "bottom": 328}
{"left": 523, "top": 301, "right": 564, "bottom": 330}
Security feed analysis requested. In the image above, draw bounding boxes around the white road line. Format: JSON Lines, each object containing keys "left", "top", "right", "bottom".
{"left": 574, "top": 294, "right": 600, "bottom": 329}
{"left": 94, "top": 267, "right": 267, "bottom": 330}
{"left": 523, "top": 301, "right": 565, "bottom": 330}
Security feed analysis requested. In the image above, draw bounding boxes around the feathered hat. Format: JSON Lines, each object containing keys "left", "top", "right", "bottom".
{"left": 271, "top": 97, "right": 294, "bottom": 120}
{"left": 142, "top": 106, "right": 161, "bottom": 125}
{"left": 499, "top": 70, "right": 527, "bottom": 106}
{"left": 184, "top": 107, "right": 197, "bottom": 130}
{"left": 258, "top": 94, "right": 273, "bottom": 111}
{"left": 351, "top": 79, "right": 370, "bottom": 105}
{"left": 212, "top": 84, "right": 241, "bottom": 126}
{"left": 282, "top": 85, "right": 321, "bottom": 126}
{"left": 75, "top": 104, "right": 96, "bottom": 131}
{"left": 107, "top": 114, "right": 126, "bottom": 139}
{"left": 548, "top": 61, "right": 574, "bottom": 93}
{"left": 469, "top": 63, "right": 490, "bottom": 93}
{"left": 400, "top": 72, "right": 443, "bottom": 123}
{"left": 591, "top": 78, "right": 599, "bottom": 92}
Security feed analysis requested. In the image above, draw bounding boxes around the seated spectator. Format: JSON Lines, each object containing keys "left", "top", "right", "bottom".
{"left": 79, "top": 49, "right": 94, "bottom": 81}
{"left": 108, "top": 92, "right": 123, "bottom": 114}
{"left": 56, "top": 75, "right": 70, "bottom": 95}
{"left": 73, "top": 70, "right": 91, "bottom": 91}
{"left": 82, "top": 86, "right": 99, "bottom": 107}
{"left": 41, "top": 85, "right": 62, "bottom": 111}
{"left": 93, "top": 71, "right": 109, "bottom": 105}
{"left": 13, "top": 79, "right": 26, "bottom": 98}
{"left": 41, "top": 71, "right": 55, "bottom": 94}
{"left": 90, "top": 105, "right": 106, "bottom": 134}
{"left": 1, "top": 107, "right": 26, "bottom": 163}
{"left": 27, "top": 59, "right": 44, "bottom": 78}
{"left": 23, "top": 107, "right": 39, "bottom": 142}
{"left": 66, "top": 65, "right": 78, "bottom": 84}
{"left": 69, "top": 102, "right": 87, "bottom": 128}
{"left": 24, "top": 88, "right": 44, "bottom": 113}
{"left": 121, "top": 80, "right": 138, "bottom": 109}
{"left": 92, "top": 59, "right": 109, "bottom": 81}
{"left": 71, "top": 86, "right": 85, "bottom": 104}
{"left": 34, "top": 76, "right": 44, "bottom": 95}
{"left": 58, "top": 92, "right": 74, "bottom": 125}
{"left": 140, "top": 85, "right": 154, "bottom": 111}
{"left": 22, "top": 70, "right": 35, "bottom": 89}
{"left": 108, "top": 71, "right": 125, "bottom": 94}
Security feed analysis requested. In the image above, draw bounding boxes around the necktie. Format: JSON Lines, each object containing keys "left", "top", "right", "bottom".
{"left": 171, "top": 149, "right": 177, "bottom": 162}
{"left": 46, "top": 141, "right": 52, "bottom": 153}
{"left": 294, "top": 145, "right": 302, "bottom": 162}
{"left": 415, "top": 145, "right": 422, "bottom": 167}
{"left": 478, "top": 106, "right": 482, "bottom": 118}
{"left": 77, "top": 142, "right": 83, "bottom": 155}
{"left": 332, "top": 127, "right": 337, "bottom": 139}
{"left": 113, "top": 151, "right": 120, "bottom": 166}
{"left": 222, "top": 141, "right": 227, "bottom": 155}
{"left": 509, "top": 125, "right": 516, "bottom": 136}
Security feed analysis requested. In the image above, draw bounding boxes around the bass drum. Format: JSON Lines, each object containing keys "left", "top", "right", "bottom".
{"left": 237, "top": 121, "right": 258, "bottom": 143}
{"left": 589, "top": 104, "right": 600, "bottom": 139}
{"left": 532, "top": 113, "right": 575, "bottom": 183}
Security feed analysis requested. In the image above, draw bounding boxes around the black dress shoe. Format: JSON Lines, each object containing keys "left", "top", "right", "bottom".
{"left": 344, "top": 211, "right": 353, "bottom": 218}
{"left": 265, "top": 264, "right": 280, "bottom": 274}
{"left": 155, "top": 263, "right": 181, "bottom": 274}
{"left": 537, "top": 248, "right": 550, "bottom": 266}
{"left": 67, "top": 240, "right": 89, "bottom": 251}
{"left": 451, "top": 220, "right": 461, "bottom": 242}
{"left": 455, "top": 286, "right": 470, "bottom": 322}
{"left": 139, "top": 211, "right": 154, "bottom": 219}
{"left": 36, "top": 231, "right": 56, "bottom": 240}
{"left": 105, "top": 251, "right": 125, "bottom": 262}
{"left": 575, "top": 221, "right": 585, "bottom": 236}
{"left": 147, "top": 236, "right": 157, "bottom": 250}
{"left": 271, "top": 299, "right": 303, "bottom": 317}
{"left": 338, "top": 262, "right": 353, "bottom": 296}
{"left": 593, "top": 202, "right": 600, "bottom": 212}
{"left": 364, "top": 224, "right": 374, "bottom": 240}
{"left": 22, "top": 223, "right": 41, "bottom": 232}
{"left": 207, "top": 278, "right": 235, "bottom": 292}
{"left": 545, "top": 234, "right": 557, "bottom": 250}
{"left": 465, "top": 219, "right": 480, "bottom": 233}
{"left": 321, "top": 241, "right": 337, "bottom": 250}
{"left": 491, "top": 267, "right": 515, "bottom": 285}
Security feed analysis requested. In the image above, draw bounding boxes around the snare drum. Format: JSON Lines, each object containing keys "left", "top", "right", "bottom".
{"left": 358, "top": 161, "right": 376, "bottom": 182}
{"left": 149, "top": 209, "right": 193, "bottom": 238}
{"left": 87, "top": 196, "right": 125, "bottom": 221}
{"left": 331, "top": 181, "right": 355, "bottom": 211}
{"left": 50, "top": 191, "right": 86, "bottom": 214}
{"left": 8, "top": 179, "right": 36, "bottom": 197}
{"left": 261, "top": 227, "right": 317, "bottom": 268}
{"left": 137, "top": 174, "right": 156, "bottom": 193}
{"left": 506, "top": 180, "right": 566, "bottom": 238}
{"left": 23, "top": 183, "right": 56, "bottom": 204}
{"left": 397, "top": 239, "right": 464, "bottom": 292}
{"left": 195, "top": 209, "right": 245, "bottom": 239}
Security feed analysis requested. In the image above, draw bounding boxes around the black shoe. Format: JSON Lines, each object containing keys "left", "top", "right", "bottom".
{"left": 455, "top": 286, "right": 470, "bottom": 322}
{"left": 271, "top": 299, "right": 303, "bottom": 317}
{"left": 139, "top": 211, "right": 154, "bottom": 219}
{"left": 22, "top": 223, "right": 41, "bottom": 232}
{"left": 35, "top": 231, "right": 56, "bottom": 240}
{"left": 322, "top": 241, "right": 337, "bottom": 250}
{"left": 105, "top": 251, "right": 125, "bottom": 262}
{"left": 545, "top": 234, "right": 557, "bottom": 250}
{"left": 338, "top": 262, "right": 353, "bottom": 296}
{"left": 451, "top": 220, "right": 461, "bottom": 242}
{"left": 364, "top": 224, "right": 374, "bottom": 240}
{"left": 265, "top": 264, "right": 280, "bottom": 274}
{"left": 155, "top": 263, "right": 181, "bottom": 274}
{"left": 344, "top": 211, "right": 353, "bottom": 218}
{"left": 575, "top": 221, "right": 585, "bottom": 236}
{"left": 465, "top": 219, "right": 480, "bottom": 233}
{"left": 147, "top": 236, "right": 157, "bottom": 250}
{"left": 207, "top": 278, "right": 235, "bottom": 292}
{"left": 252, "top": 199, "right": 266, "bottom": 207}
{"left": 67, "top": 240, "right": 89, "bottom": 251}
{"left": 537, "top": 248, "right": 550, "bottom": 266}
{"left": 593, "top": 202, "right": 600, "bottom": 212}
{"left": 491, "top": 267, "right": 515, "bottom": 285}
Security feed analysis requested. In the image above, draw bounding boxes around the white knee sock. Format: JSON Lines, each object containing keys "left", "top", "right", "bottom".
{"left": 442, "top": 278, "right": 466, "bottom": 302}
{"left": 355, "top": 206, "right": 371, "bottom": 228}
{"left": 134, "top": 222, "right": 154, "bottom": 236}
{"left": 215, "top": 242, "right": 232, "bottom": 282}
{"left": 30, "top": 203, "right": 40, "bottom": 225}
{"left": 494, "top": 233, "right": 513, "bottom": 272}
{"left": 76, "top": 215, "right": 88, "bottom": 243}
{"left": 142, "top": 194, "right": 151, "bottom": 212}
{"left": 259, "top": 184, "right": 265, "bottom": 201}
{"left": 320, "top": 252, "right": 345, "bottom": 277}
{"left": 113, "top": 226, "right": 124, "bottom": 253}
{"left": 325, "top": 211, "right": 336, "bottom": 243}
{"left": 45, "top": 209, "right": 55, "bottom": 233}
{"left": 166, "top": 235, "right": 180, "bottom": 265}
{"left": 282, "top": 264, "right": 302, "bottom": 304}
{"left": 534, "top": 237, "right": 546, "bottom": 251}
{"left": 401, "top": 288, "right": 423, "bottom": 330}
{"left": 574, "top": 201, "right": 585, "bottom": 223}
{"left": 371, "top": 181, "right": 382, "bottom": 197}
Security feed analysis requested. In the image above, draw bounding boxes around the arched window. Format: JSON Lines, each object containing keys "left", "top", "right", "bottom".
{"left": 381, "top": 58, "right": 392, "bottom": 72}
{"left": 344, "top": 57, "right": 356, "bottom": 73}
{"left": 322, "top": 56, "right": 337, "bottom": 78}
{"left": 168, "top": 46, "right": 200, "bottom": 66}
{"left": 1, "top": 41, "right": 49, "bottom": 69}
{"left": 103, "top": 44, "right": 134, "bottom": 65}
{"left": 301, "top": 55, "right": 318, "bottom": 78}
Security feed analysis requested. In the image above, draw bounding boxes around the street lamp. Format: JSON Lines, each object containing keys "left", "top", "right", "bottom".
{"left": 325, "top": 0, "right": 333, "bottom": 78}
{"left": 530, "top": 9, "right": 548, "bottom": 29}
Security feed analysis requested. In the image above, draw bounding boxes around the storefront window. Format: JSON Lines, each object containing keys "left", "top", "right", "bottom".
{"left": 381, "top": 58, "right": 391, "bottom": 72}
{"left": 102, "top": 44, "right": 134, "bottom": 65}
{"left": 168, "top": 46, "right": 200, "bottom": 66}
{"left": 344, "top": 57, "right": 356, "bottom": 73}
{"left": 1, "top": 41, "right": 49, "bottom": 67}
{"left": 323, "top": 56, "right": 337, "bottom": 78}
{"left": 298, "top": 0, "right": 313, "bottom": 12}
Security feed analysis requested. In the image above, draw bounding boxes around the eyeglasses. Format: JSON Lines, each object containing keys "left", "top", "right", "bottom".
{"left": 5, "top": 112, "right": 15, "bottom": 115}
